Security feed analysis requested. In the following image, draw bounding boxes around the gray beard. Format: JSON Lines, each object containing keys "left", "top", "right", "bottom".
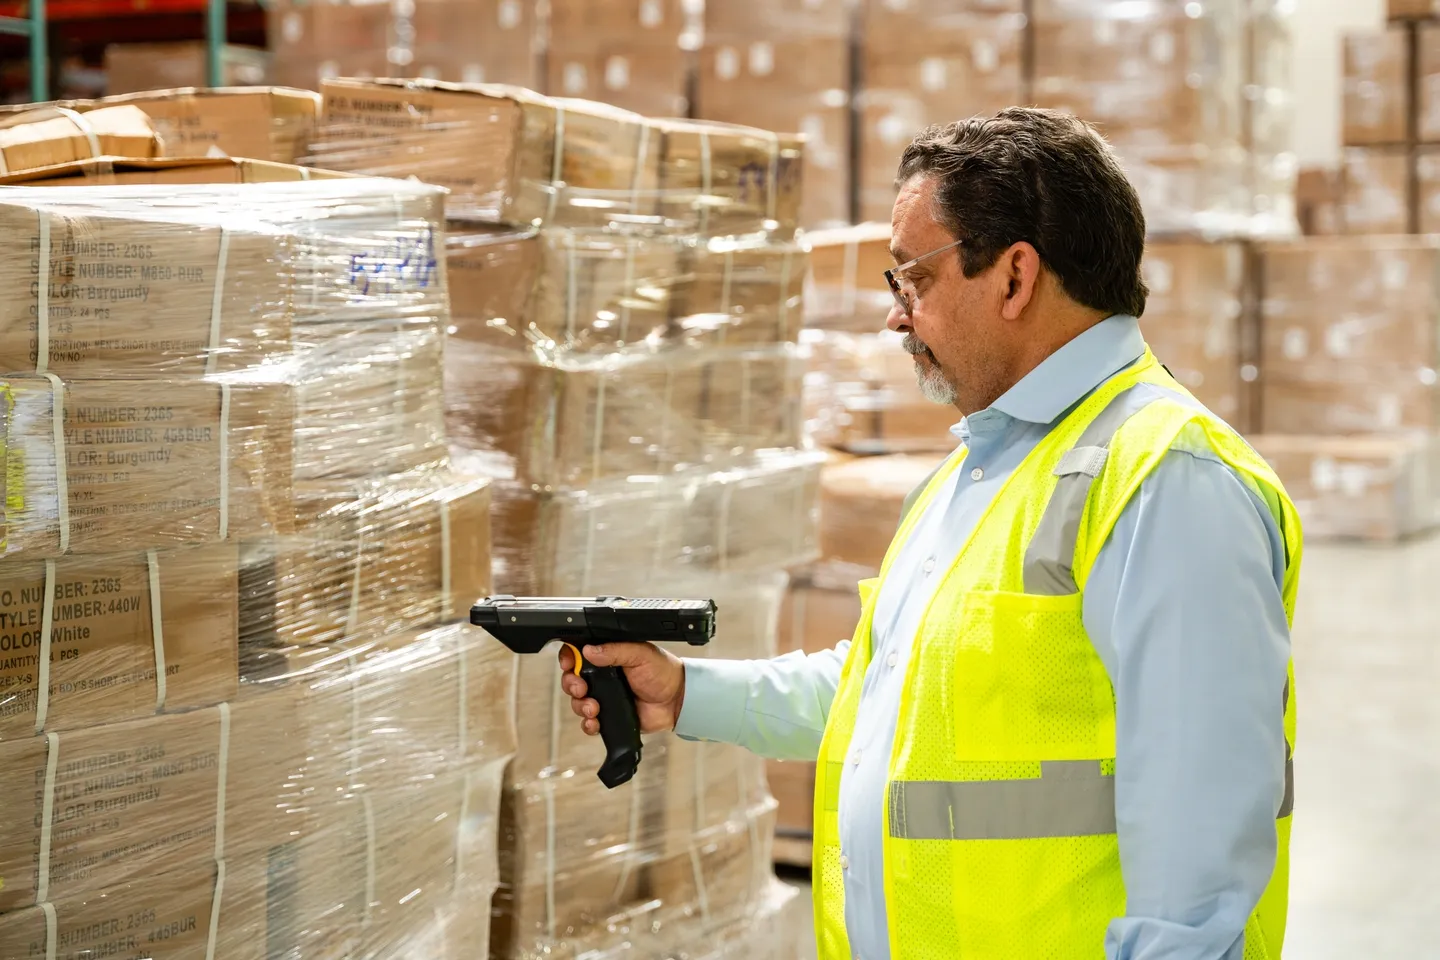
{"left": 903, "top": 333, "right": 958, "bottom": 406}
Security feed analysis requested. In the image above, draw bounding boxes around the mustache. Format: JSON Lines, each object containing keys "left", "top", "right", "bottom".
{"left": 902, "top": 333, "right": 935, "bottom": 359}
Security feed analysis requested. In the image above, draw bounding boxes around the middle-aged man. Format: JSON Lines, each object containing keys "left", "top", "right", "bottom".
{"left": 559, "top": 107, "right": 1302, "bottom": 960}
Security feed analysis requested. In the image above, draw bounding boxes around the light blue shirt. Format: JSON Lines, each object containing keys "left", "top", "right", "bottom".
{"left": 676, "top": 314, "right": 1292, "bottom": 960}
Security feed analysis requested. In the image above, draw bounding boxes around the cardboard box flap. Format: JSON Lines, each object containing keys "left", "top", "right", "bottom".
{"left": 0, "top": 155, "right": 355, "bottom": 186}
{"left": 0, "top": 105, "right": 163, "bottom": 177}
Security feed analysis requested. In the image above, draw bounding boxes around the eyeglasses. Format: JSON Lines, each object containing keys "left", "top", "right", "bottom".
{"left": 885, "top": 237, "right": 965, "bottom": 318}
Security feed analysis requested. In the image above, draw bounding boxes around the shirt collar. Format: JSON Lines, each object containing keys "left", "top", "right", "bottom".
{"left": 948, "top": 314, "right": 1145, "bottom": 440}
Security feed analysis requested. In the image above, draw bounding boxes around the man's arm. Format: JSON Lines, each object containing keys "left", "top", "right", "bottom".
{"left": 1083, "top": 434, "right": 1292, "bottom": 960}
{"left": 674, "top": 644, "right": 851, "bottom": 761}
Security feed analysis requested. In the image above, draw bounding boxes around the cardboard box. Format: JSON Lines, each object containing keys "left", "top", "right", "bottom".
{"left": 0, "top": 156, "right": 351, "bottom": 186}
{"left": 242, "top": 475, "right": 493, "bottom": 653}
{"left": 0, "top": 544, "right": 238, "bottom": 738}
{"left": 671, "top": 237, "right": 806, "bottom": 346}
{"left": 0, "top": 701, "right": 305, "bottom": 910}
{"left": 0, "top": 196, "right": 292, "bottom": 377}
{"left": 708, "top": 0, "right": 849, "bottom": 40}
{"left": 1421, "top": 25, "right": 1440, "bottom": 143}
{"left": 1340, "top": 145, "right": 1412, "bottom": 235}
{"left": 104, "top": 41, "right": 270, "bottom": 95}
{"left": 267, "top": 1, "right": 392, "bottom": 90}
{"left": 1416, "top": 148, "right": 1440, "bottom": 231}
{"left": 694, "top": 37, "right": 851, "bottom": 229}
{"left": 411, "top": 0, "right": 542, "bottom": 88}
{"left": 1343, "top": 28, "right": 1411, "bottom": 146}
{"left": 0, "top": 105, "right": 161, "bottom": 177}
{"left": 819, "top": 453, "right": 945, "bottom": 572}
{"left": 547, "top": 37, "right": 689, "bottom": 119}
{"left": 862, "top": 0, "right": 1023, "bottom": 57}
{"left": 647, "top": 801, "right": 777, "bottom": 929}
{"left": 446, "top": 342, "right": 802, "bottom": 487}
{"left": 315, "top": 79, "right": 803, "bottom": 235}
{"left": 859, "top": 16, "right": 1026, "bottom": 221}
{"left": 99, "top": 87, "right": 321, "bottom": 166}
{"left": 1391, "top": 0, "right": 1440, "bottom": 21}
{"left": 486, "top": 451, "right": 822, "bottom": 595}
{"left": 778, "top": 579, "right": 861, "bottom": 656}
{"left": 1250, "top": 434, "right": 1438, "bottom": 541}
{"left": 1, "top": 377, "right": 292, "bottom": 557}
{"left": 1139, "top": 240, "right": 1247, "bottom": 426}
{"left": 548, "top": 0, "right": 689, "bottom": 42}
{"left": 804, "top": 222, "right": 896, "bottom": 329}
{"left": 446, "top": 226, "right": 542, "bottom": 351}
{"left": 1297, "top": 166, "right": 1345, "bottom": 236}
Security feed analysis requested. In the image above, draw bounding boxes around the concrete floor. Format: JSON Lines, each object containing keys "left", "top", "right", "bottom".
{"left": 778, "top": 535, "right": 1440, "bottom": 958}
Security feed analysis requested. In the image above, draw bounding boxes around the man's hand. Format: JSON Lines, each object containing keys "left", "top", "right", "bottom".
{"left": 559, "top": 642, "right": 686, "bottom": 736}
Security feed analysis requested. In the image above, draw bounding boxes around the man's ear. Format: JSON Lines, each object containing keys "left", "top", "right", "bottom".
{"left": 998, "top": 242, "right": 1042, "bottom": 321}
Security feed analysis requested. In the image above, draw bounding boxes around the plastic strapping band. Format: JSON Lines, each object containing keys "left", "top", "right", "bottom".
{"left": 346, "top": 651, "right": 362, "bottom": 790}
{"left": 362, "top": 794, "right": 377, "bottom": 927}
{"left": 33, "top": 560, "right": 55, "bottom": 734}
{"left": 439, "top": 499, "right": 453, "bottom": 622}
{"left": 543, "top": 779, "right": 557, "bottom": 941}
{"left": 205, "top": 228, "right": 231, "bottom": 377}
{"left": 455, "top": 770, "right": 472, "bottom": 886}
{"left": 345, "top": 523, "right": 365, "bottom": 639}
{"left": 564, "top": 234, "right": 579, "bottom": 342}
{"left": 217, "top": 383, "right": 231, "bottom": 540}
{"left": 629, "top": 122, "right": 651, "bottom": 214}
{"left": 204, "top": 859, "right": 227, "bottom": 960}
{"left": 44, "top": 375, "right": 69, "bottom": 554}
{"left": 214, "top": 702, "right": 230, "bottom": 859}
{"left": 841, "top": 235, "right": 859, "bottom": 319}
{"left": 0, "top": 144, "right": 9, "bottom": 175}
{"left": 619, "top": 238, "right": 636, "bottom": 342}
{"left": 590, "top": 376, "right": 608, "bottom": 484}
{"left": 699, "top": 130, "right": 713, "bottom": 236}
{"left": 299, "top": 167, "right": 311, "bottom": 181}
{"left": 35, "top": 214, "right": 51, "bottom": 375}
{"left": 765, "top": 132, "right": 780, "bottom": 222}
{"left": 688, "top": 841, "right": 711, "bottom": 922}
{"left": 545, "top": 104, "right": 567, "bottom": 224}
{"left": 612, "top": 771, "right": 643, "bottom": 900}
{"left": 720, "top": 247, "right": 735, "bottom": 316}
{"left": 55, "top": 108, "right": 101, "bottom": 158}
{"left": 717, "top": 480, "right": 733, "bottom": 573}
{"left": 148, "top": 550, "right": 167, "bottom": 712}
{"left": 778, "top": 248, "right": 795, "bottom": 338}
{"left": 40, "top": 901, "right": 57, "bottom": 960}
{"left": 37, "top": 731, "right": 59, "bottom": 903}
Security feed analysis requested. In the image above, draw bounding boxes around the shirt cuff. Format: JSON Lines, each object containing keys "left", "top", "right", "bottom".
{"left": 673, "top": 657, "right": 756, "bottom": 744}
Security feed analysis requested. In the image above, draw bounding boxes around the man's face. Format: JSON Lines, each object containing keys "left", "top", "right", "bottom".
{"left": 886, "top": 175, "right": 1002, "bottom": 413}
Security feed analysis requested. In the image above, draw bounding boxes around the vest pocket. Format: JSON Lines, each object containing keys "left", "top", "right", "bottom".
{"left": 944, "top": 589, "right": 1113, "bottom": 761}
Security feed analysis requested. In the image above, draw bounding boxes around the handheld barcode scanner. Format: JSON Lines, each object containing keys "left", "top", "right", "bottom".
{"left": 469, "top": 596, "right": 717, "bottom": 788}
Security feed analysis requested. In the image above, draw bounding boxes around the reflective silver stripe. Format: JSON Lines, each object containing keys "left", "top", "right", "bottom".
{"left": 888, "top": 760, "right": 1116, "bottom": 841}
{"left": 1023, "top": 384, "right": 1187, "bottom": 596}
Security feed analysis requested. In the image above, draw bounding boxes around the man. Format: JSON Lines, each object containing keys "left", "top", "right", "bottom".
{"left": 559, "top": 108, "right": 1301, "bottom": 960}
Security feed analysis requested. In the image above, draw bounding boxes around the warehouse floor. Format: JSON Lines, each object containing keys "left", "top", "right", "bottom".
{"left": 776, "top": 535, "right": 1440, "bottom": 958}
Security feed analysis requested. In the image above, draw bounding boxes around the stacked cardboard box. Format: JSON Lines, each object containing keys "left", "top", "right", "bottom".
{"left": 1337, "top": 15, "right": 1440, "bottom": 235}
{"left": 1255, "top": 236, "right": 1440, "bottom": 539}
{"left": 103, "top": 42, "right": 271, "bottom": 94}
{"left": 267, "top": 0, "right": 542, "bottom": 91}
{"left": 694, "top": 0, "right": 852, "bottom": 228}
{"left": 314, "top": 78, "right": 820, "bottom": 953}
{"left": 547, "top": 0, "right": 694, "bottom": 118}
{"left": 0, "top": 172, "right": 518, "bottom": 956}
{"left": 857, "top": 0, "right": 1027, "bottom": 222}
{"left": 802, "top": 223, "right": 962, "bottom": 455}
{"left": 0, "top": 87, "right": 321, "bottom": 166}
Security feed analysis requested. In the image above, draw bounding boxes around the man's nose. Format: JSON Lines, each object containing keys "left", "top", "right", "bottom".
{"left": 886, "top": 303, "right": 910, "bottom": 333}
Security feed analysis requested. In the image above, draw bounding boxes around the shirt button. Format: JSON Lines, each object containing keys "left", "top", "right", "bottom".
{"left": 840, "top": 854, "right": 850, "bottom": 870}
{"left": 923, "top": 557, "right": 935, "bottom": 574}
{"left": 971, "top": 467, "right": 984, "bottom": 481}
{"left": 887, "top": 652, "right": 898, "bottom": 668}
{"left": 852, "top": 748, "right": 862, "bottom": 764}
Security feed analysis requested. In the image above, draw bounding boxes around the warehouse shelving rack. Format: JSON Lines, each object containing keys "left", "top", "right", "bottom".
{"left": 0, "top": 0, "right": 228, "bottom": 101}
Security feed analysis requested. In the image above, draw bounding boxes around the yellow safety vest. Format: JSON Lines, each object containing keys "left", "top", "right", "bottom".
{"left": 812, "top": 348, "right": 1302, "bottom": 959}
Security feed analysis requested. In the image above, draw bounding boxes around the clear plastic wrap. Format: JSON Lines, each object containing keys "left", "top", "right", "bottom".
{"left": 1250, "top": 434, "right": 1440, "bottom": 541}
{"left": 267, "top": 0, "right": 543, "bottom": 92}
{"left": 801, "top": 224, "right": 960, "bottom": 455}
{"left": 308, "top": 78, "right": 805, "bottom": 235}
{"left": 1259, "top": 237, "right": 1440, "bottom": 434}
{"left": 1342, "top": 26, "right": 1408, "bottom": 147}
{"left": 695, "top": 0, "right": 852, "bottom": 229}
{"left": 1245, "top": 0, "right": 1299, "bottom": 239}
{"left": 818, "top": 452, "right": 947, "bottom": 576}
{"left": 1139, "top": 239, "right": 1249, "bottom": 427}
{"left": 0, "top": 106, "right": 162, "bottom": 177}
{"left": 0, "top": 87, "right": 321, "bottom": 166}
{"left": 0, "top": 176, "right": 516, "bottom": 960}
